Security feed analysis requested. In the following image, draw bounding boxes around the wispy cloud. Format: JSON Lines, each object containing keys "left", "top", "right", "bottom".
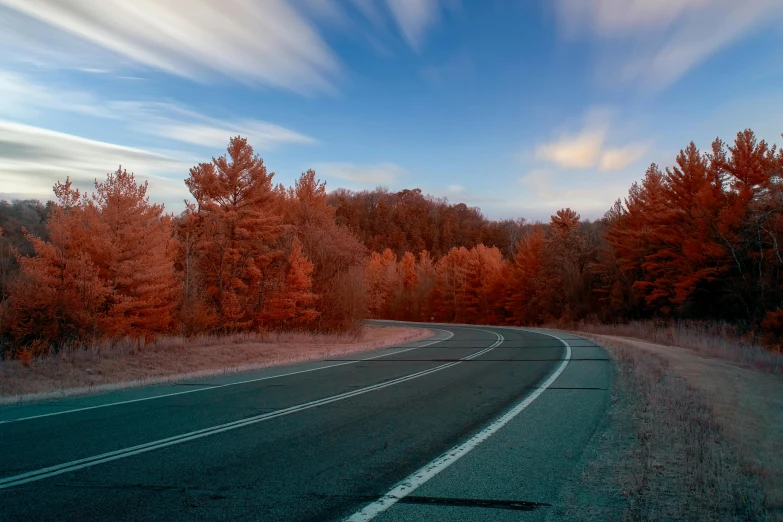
{"left": 384, "top": 0, "right": 459, "bottom": 51}
{"left": 314, "top": 162, "right": 408, "bottom": 186}
{"left": 123, "top": 102, "right": 317, "bottom": 150}
{"left": 0, "top": 73, "right": 316, "bottom": 151}
{"left": 534, "top": 109, "right": 649, "bottom": 171}
{"left": 0, "top": 120, "right": 189, "bottom": 202}
{"left": 441, "top": 183, "right": 503, "bottom": 206}
{"left": 554, "top": 0, "right": 780, "bottom": 90}
{"left": 0, "top": 0, "right": 341, "bottom": 94}
{"left": 385, "top": 0, "right": 441, "bottom": 50}
{"left": 599, "top": 143, "right": 649, "bottom": 171}
{"left": 0, "top": 71, "right": 112, "bottom": 119}
{"left": 516, "top": 169, "right": 625, "bottom": 219}
{"left": 536, "top": 127, "right": 606, "bottom": 169}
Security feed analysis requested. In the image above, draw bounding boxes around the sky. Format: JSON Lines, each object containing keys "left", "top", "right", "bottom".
{"left": 0, "top": 0, "right": 781, "bottom": 221}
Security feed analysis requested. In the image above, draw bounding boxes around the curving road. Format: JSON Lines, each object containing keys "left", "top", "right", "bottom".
{"left": 0, "top": 322, "right": 612, "bottom": 521}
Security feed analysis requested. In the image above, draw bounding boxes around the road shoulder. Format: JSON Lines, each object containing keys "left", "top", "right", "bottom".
{"left": 555, "top": 332, "right": 768, "bottom": 521}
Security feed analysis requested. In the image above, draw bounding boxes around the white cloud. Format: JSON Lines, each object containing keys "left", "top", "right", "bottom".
{"left": 314, "top": 162, "right": 407, "bottom": 185}
{"left": 554, "top": 0, "right": 780, "bottom": 90}
{"left": 0, "top": 120, "right": 189, "bottom": 203}
{"left": 124, "top": 103, "right": 317, "bottom": 150}
{"left": 536, "top": 128, "right": 606, "bottom": 169}
{"left": 518, "top": 169, "right": 555, "bottom": 199}
{"left": 0, "top": 71, "right": 112, "bottom": 119}
{"left": 0, "top": 73, "right": 316, "bottom": 151}
{"left": 599, "top": 143, "right": 648, "bottom": 171}
{"left": 516, "top": 168, "right": 625, "bottom": 219}
{"left": 385, "top": 0, "right": 441, "bottom": 50}
{"left": 447, "top": 184, "right": 466, "bottom": 193}
{"left": 534, "top": 109, "right": 649, "bottom": 171}
{"left": 0, "top": 0, "right": 340, "bottom": 93}
{"left": 151, "top": 121, "right": 315, "bottom": 150}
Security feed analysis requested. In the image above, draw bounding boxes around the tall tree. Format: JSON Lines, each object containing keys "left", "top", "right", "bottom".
{"left": 92, "top": 168, "right": 178, "bottom": 338}
{"left": 185, "top": 137, "right": 283, "bottom": 329}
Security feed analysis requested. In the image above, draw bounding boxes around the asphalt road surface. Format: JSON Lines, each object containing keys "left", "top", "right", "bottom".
{"left": 0, "top": 321, "right": 612, "bottom": 521}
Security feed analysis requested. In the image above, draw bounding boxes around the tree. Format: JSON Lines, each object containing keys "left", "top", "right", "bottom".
{"left": 283, "top": 170, "right": 368, "bottom": 331}
{"left": 92, "top": 168, "right": 178, "bottom": 338}
{"left": 506, "top": 228, "right": 549, "bottom": 325}
{"left": 261, "top": 237, "right": 319, "bottom": 328}
{"left": 184, "top": 137, "right": 284, "bottom": 329}
{"left": 4, "top": 179, "right": 110, "bottom": 346}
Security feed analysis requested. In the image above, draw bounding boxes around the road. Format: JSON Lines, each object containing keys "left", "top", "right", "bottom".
{"left": 0, "top": 322, "right": 612, "bottom": 521}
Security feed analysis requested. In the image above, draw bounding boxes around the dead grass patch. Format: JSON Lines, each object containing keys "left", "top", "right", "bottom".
{"left": 556, "top": 336, "right": 767, "bottom": 521}
{"left": 575, "top": 320, "right": 783, "bottom": 374}
{"left": 0, "top": 326, "right": 432, "bottom": 403}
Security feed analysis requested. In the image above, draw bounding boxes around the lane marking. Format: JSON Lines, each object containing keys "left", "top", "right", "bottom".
{"left": 0, "top": 331, "right": 503, "bottom": 490}
{"left": 0, "top": 330, "right": 455, "bottom": 424}
{"left": 344, "top": 328, "right": 571, "bottom": 522}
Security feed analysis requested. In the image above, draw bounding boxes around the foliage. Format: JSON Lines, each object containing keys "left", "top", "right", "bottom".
{"left": 4, "top": 129, "right": 783, "bottom": 358}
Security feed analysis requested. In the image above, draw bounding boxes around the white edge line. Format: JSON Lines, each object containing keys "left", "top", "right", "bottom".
{"left": 0, "top": 329, "right": 502, "bottom": 489}
{"left": 344, "top": 328, "right": 572, "bottom": 522}
{"left": 0, "top": 330, "right": 455, "bottom": 424}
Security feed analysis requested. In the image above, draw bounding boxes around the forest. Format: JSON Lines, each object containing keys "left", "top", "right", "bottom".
{"left": 2, "top": 129, "right": 783, "bottom": 359}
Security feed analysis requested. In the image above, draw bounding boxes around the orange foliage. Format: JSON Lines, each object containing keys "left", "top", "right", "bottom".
{"left": 261, "top": 237, "right": 320, "bottom": 328}
{"left": 184, "top": 137, "right": 283, "bottom": 331}
{"left": 6, "top": 128, "right": 783, "bottom": 358}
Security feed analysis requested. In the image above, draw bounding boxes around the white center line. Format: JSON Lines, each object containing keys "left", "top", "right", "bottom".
{"left": 0, "top": 330, "right": 503, "bottom": 490}
{"left": 344, "top": 328, "right": 572, "bottom": 522}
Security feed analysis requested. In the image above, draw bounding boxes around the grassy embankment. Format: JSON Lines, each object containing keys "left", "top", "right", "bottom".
{"left": 0, "top": 326, "right": 432, "bottom": 402}
{"left": 554, "top": 321, "right": 782, "bottom": 520}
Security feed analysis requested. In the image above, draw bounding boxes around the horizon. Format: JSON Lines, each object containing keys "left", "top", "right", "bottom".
{"left": 1, "top": 0, "right": 781, "bottom": 221}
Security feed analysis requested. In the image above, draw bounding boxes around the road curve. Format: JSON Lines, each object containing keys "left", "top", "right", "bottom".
{"left": 0, "top": 322, "right": 612, "bottom": 521}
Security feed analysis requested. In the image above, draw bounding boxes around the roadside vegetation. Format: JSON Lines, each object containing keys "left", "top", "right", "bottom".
{"left": 0, "top": 326, "right": 430, "bottom": 402}
{"left": 555, "top": 336, "right": 770, "bottom": 521}
{"left": 574, "top": 319, "right": 783, "bottom": 374}
{"left": 1, "top": 128, "right": 783, "bottom": 394}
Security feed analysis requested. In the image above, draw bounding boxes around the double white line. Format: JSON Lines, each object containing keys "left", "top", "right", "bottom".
{"left": 0, "top": 331, "right": 503, "bottom": 490}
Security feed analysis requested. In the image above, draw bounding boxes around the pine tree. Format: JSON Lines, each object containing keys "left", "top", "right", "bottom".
{"left": 5, "top": 178, "right": 110, "bottom": 345}
{"left": 185, "top": 137, "right": 284, "bottom": 330}
{"left": 92, "top": 168, "right": 178, "bottom": 338}
{"left": 261, "top": 237, "right": 320, "bottom": 328}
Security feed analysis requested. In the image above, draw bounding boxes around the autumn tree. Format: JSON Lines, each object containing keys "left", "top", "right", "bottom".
{"left": 260, "top": 237, "right": 319, "bottom": 328}
{"left": 4, "top": 179, "right": 109, "bottom": 347}
{"left": 366, "top": 249, "right": 399, "bottom": 318}
{"left": 92, "top": 168, "right": 178, "bottom": 338}
{"left": 505, "top": 228, "right": 549, "bottom": 325}
{"left": 282, "top": 170, "right": 368, "bottom": 331}
{"left": 184, "top": 137, "right": 283, "bottom": 330}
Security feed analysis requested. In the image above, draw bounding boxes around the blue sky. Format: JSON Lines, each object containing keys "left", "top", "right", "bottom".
{"left": 0, "top": 0, "right": 781, "bottom": 221}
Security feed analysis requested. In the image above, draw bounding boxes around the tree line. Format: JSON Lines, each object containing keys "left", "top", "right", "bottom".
{"left": 1, "top": 129, "right": 783, "bottom": 357}
{"left": 357, "top": 130, "right": 783, "bottom": 349}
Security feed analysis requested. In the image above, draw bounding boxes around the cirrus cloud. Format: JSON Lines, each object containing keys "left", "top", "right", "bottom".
{"left": 554, "top": 0, "right": 781, "bottom": 91}
{"left": 0, "top": 0, "right": 341, "bottom": 94}
{"left": 0, "top": 119, "right": 190, "bottom": 203}
{"left": 313, "top": 162, "right": 408, "bottom": 186}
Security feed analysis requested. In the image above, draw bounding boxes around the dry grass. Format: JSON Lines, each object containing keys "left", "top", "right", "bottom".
{"left": 0, "top": 326, "right": 433, "bottom": 403}
{"left": 556, "top": 336, "right": 767, "bottom": 521}
{"left": 575, "top": 320, "right": 783, "bottom": 374}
